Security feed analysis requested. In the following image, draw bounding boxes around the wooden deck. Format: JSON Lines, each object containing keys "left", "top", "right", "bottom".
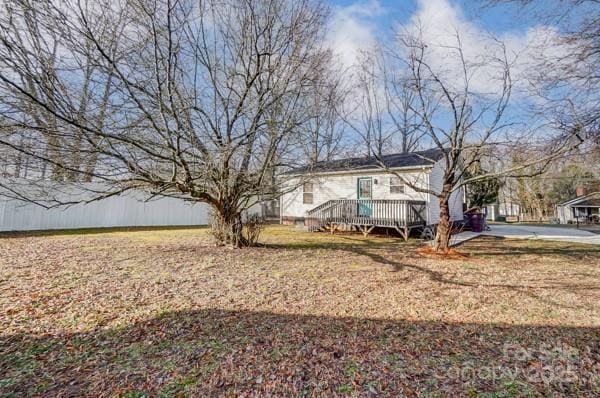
{"left": 306, "top": 199, "right": 427, "bottom": 240}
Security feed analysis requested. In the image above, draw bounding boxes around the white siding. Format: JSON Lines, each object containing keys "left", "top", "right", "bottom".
{"left": 557, "top": 205, "right": 568, "bottom": 224}
{"left": 426, "top": 160, "right": 464, "bottom": 224}
{"left": 486, "top": 203, "right": 521, "bottom": 220}
{"left": 556, "top": 193, "right": 600, "bottom": 224}
{"left": 556, "top": 203, "right": 598, "bottom": 224}
{"left": 281, "top": 169, "right": 430, "bottom": 219}
{"left": 0, "top": 192, "right": 208, "bottom": 232}
{"left": 281, "top": 160, "right": 465, "bottom": 225}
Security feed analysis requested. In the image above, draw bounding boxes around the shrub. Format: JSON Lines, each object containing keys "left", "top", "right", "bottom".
{"left": 242, "top": 213, "right": 265, "bottom": 246}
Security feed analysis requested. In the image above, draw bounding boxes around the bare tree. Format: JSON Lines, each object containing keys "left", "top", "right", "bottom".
{"left": 382, "top": 50, "right": 426, "bottom": 153}
{"left": 487, "top": 0, "right": 599, "bottom": 148}
{"left": 376, "top": 27, "right": 583, "bottom": 252}
{"left": 341, "top": 48, "right": 423, "bottom": 157}
{"left": 299, "top": 67, "right": 347, "bottom": 163}
{"left": 0, "top": 0, "right": 332, "bottom": 247}
{"left": 0, "top": 0, "right": 122, "bottom": 182}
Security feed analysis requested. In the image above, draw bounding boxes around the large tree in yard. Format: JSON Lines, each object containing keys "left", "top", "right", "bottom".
{"left": 375, "top": 26, "right": 584, "bottom": 252}
{"left": 0, "top": 0, "right": 331, "bottom": 246}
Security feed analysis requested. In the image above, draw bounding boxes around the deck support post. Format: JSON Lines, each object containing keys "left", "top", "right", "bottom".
{"left": 394, "top": 225, "right": 408, "bottom": 241}
{"left": 359, "top": 225, "right": 375, "bottom": 237}
{"left": 330, "top": 223, "right": 340, "bottom": 235}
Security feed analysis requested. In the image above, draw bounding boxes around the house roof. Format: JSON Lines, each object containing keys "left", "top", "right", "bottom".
{"left": 557, "top": 192, "right": 600, "bottom": 207}
{"left": 574, "top": 197, "right": 600, "bottom": 207}
{"left": 284, "top": 148, "right": 445, "bottom": 175}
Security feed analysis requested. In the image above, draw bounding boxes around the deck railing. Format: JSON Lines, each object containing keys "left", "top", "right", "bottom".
{"left": 306, "top": 199, "right": 427, "bottom": 232}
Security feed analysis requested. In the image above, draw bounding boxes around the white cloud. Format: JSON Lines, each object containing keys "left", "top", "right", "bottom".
{"left": 327, "top": 0, "right": 383, "bottom": 70}
{"left": 395, "top": 0, "right": 569, "bottom": 97}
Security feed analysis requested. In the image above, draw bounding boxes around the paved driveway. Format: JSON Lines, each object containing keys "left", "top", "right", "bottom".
{"left": 482, "top": 224, "right": 600, "bottom": 245}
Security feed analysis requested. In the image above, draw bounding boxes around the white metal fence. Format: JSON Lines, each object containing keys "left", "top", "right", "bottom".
{"left": 0, "top": 192, "right": 209, "bottom": 232}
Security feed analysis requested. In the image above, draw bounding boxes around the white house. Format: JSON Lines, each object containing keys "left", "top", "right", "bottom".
{"left": 485, "top": 202, "right": 521, "bottom": 221}
{"left": 280, "top": 149, "right": 464, "bottom": 238}
{"left": 556, "top": 191, "right": 600, "bottom": 224}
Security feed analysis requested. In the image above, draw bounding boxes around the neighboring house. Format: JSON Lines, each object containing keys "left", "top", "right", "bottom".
{"left": 280, "top": 149, "right": 464, "bottom": 239}
{"left": 485, "top": 202, "right": 521, "bottom": 221}
{"left": 556, "top": 191, "right": 600, "bottom": 224}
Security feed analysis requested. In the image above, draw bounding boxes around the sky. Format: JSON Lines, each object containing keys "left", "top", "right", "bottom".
{"left": 324, "top": 0, "right": 580, "bottom": 151}
{"left": 328, "top": 0, "right": 540, "bottom": 48}
{"left": 326, "top": 0, "right": 554, "bottom": 71}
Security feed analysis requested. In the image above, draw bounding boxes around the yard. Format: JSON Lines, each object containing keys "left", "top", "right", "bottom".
{"left": 1, "top": 226, "right": 599, "bottom": 397}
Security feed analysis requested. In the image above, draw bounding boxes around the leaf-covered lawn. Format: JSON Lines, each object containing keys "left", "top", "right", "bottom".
{"left": 1, "top": 226, "right": 599, "bottom": 397}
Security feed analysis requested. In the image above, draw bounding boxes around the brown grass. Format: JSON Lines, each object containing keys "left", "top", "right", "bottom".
{"left": 1, "top": 226, "right": 599, "bottom": 397}
{"left": 415, "top": 245, "right": 470, "bottom": 259}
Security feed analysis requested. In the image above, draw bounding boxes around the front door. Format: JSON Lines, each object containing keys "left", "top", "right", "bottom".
{"left": 357, "top": 177, "right": 373, "bottom": 217}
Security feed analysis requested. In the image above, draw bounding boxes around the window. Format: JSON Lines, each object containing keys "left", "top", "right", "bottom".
{"left": 303, "top": 181, "right": 314, "bottom": 204}
{"left": 390, "top": 177, "right": 405, "bottom": 194}
{"left": 358, "top": 178, "right": 372, "bottom": 199}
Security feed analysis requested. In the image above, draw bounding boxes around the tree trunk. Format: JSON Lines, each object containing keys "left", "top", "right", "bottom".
{"left": 83, "top": 152, "right": 98, "bottom": 182}
{"left": 210, "top": 205, "right": 246, "bottom": 248}
{"left": 432, "top": 187, "right": 452, "bottom": 253}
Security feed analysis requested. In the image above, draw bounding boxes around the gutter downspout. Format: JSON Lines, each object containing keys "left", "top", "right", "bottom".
{"left": 426, "top": 168, "right": 431, "bottom": 225}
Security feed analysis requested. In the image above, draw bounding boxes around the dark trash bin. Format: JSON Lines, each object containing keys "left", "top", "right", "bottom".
{"left": 469, "top": 213, "right": 484, "bottom": 232}
{"left": 464, "top": 207, "right": 484, "bottom": 232}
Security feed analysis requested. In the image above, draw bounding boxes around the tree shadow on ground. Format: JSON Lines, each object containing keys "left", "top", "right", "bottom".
{"left": 461, "top": 236, "right": 600, "bottom": 259}
{"left": 264, "top": 232, "right": 420, "bottom": 251}
{"left": 267, "top": 232, "right": 599, "bottom": 261}
{"left": 344, "top": 243, "right": 600, "bottom": 314}
{"left": 266, "top": 234, "right": 600, "bottom": 295}
{"left": 1, "top": 309, "right": 598, "bottom": 397}
{"left": 348, "top": 245, "right": 600, "bottom": 292}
